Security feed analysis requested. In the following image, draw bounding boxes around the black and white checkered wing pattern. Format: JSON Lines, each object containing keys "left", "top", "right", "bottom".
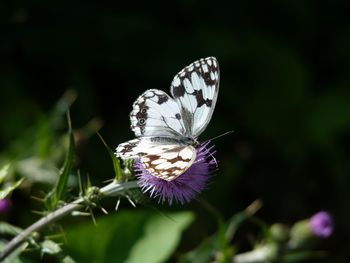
{"left": 117, "top": 57, "right": 219, "bottom": 181}
{"left": 141, "top": 145, "right": 196, "bottom": 181}
{"left": 116, "top": 138, "right": 196, "bottom": 181}
{"left": 130, "top": 89, "right": 186, "bottom": 138}
{"left": 170, "top": 57, "right": 219, "bottom": 138}
{"left": 116, "top": 138, "right": 179, "bottom": 159}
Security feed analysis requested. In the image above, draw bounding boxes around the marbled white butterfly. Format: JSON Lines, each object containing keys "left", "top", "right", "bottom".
{"left": 116, "top": 57, "right": 219, "bottom": 181}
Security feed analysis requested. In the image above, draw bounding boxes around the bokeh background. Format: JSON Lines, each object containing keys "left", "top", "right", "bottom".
{"left": 1, "top": 0, "right": 350, "bottom": 262}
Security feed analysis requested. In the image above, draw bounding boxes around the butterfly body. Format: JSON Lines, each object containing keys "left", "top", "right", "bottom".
{"left": 116, "top": 57, "right": 219, "bottom": 181}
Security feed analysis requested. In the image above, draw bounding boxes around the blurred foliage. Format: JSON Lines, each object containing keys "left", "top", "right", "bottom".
{"left": 0, "top": 164, "right": 24, "bottom": 200}
{"left": 1, "top": 0, "right": 350, "bottom": 262}
{"left": 45, "top": 113, "right": 75, "bottom": 211}
{"left": 65, "top": 211, "right": 194, "bottom": 263}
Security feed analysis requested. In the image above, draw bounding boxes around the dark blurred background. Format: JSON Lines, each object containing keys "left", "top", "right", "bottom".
{"left": 1, "top": 0, "right": 350, "bottom": 261}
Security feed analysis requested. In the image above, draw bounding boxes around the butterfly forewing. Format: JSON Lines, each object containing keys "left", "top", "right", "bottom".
{"left": 171, "top": 57, "right": 219, "bottom": 138}
{"left": 130, "top": 89, "right": 186, "bottom": 138}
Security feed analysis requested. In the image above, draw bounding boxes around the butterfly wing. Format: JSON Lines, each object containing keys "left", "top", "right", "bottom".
{"left": 116, "top": 138, "right": 196, "bottom": 181}
{"left": 116, "top": 137, "right": 183, "bottom": 159}
{"left": 130, "top": 89, "right": 186, "bottom": 138}
{"left": 141, "top": 145, "right": 196, "bottom": 181}
{"left": 170, "top": 57, "right": 219, "bottom": 138}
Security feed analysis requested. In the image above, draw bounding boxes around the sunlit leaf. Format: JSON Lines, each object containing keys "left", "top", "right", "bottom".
{"left": 0, "top": 178, "right": 24, "bottom": 199}
{"left": 0, "top": 164, "right": 10, "bottom": 184}
{"left": 62, "top": 255, "right": 77, "bottom": 263}
{"left": 40, "top": 240, "right": 62, "bottom": 255}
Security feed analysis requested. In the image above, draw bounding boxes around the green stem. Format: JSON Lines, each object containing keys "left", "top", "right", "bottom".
{"left": 0, "top": 180, "right": 139, "bottom": 261}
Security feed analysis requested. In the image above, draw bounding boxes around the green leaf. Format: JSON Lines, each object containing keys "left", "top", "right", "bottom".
{"left": 0, "top": 178, "right": 24, "bottom": 199}
{"left": 0, "top": 222, "right": 23, "bottom": 236}
{"left": 62, "top": 255, "right": 77, "bottom": 263}
{"left": 45, "top": 113, "right": 75, "bottom": 210}
{"left": 97, "top": 133, "right": 123, "bottom": 181}
{"left": 0, "top": 164, "right": 10, "bottom": 184}
{"left": 40, "top": 240, "right": 62, "bottom": 255}
{"left": 65, "top": 210, "right": 194, "bottom": 263}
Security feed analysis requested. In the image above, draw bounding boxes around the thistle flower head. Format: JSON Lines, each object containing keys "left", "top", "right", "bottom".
{"left": 135, "top": 141, "right": 217, "bottom": 205}
{"left": 309, "top": 211, "right": 334, "bottom": 238}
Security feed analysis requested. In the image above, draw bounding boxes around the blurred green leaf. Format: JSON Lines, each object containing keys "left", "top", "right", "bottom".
{"left": 282, "top": 250, "right": 326, "bottom": 262}
{"left": 97, "top": 133, "right": 123, "bottom": 181}
{"left": 65, "top": 210, "right": 194, "bottom": 263}
{"left": 36, "top": 117, "right": 54, "bottom": 159}
{"left": 0, "top": 222, "right": 22, "bottom": 236}
{"left": 45, "top": 114, "right": 75, "bottom": 210}
{"left": 179, "top": 235, "right": 220, "bottom": 263}
{"left": 0, "top": 178, "right": 24, "bottom": 199}
{"left": 0, "top": 164, "right": 10, "bottom": 184}
{"left": 62, "top": 255, "right": 77, "bottom": 263}
{"left": 40, "top": 240, "right": 62, "bottom": 255}
{"left": 16, "top": 157, "right": 59, "bottom": 185}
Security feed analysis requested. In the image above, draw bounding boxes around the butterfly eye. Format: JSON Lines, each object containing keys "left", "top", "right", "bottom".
{"left": 139, "top": 118, "right": 145, "bottom": 125}
{"left": 140, "top": 108, "right": 147, "bottom": 114}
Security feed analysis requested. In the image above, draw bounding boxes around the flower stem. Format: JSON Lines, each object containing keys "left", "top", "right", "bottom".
{"left": 0, "top": 180, "right": 139, "bottom": 261}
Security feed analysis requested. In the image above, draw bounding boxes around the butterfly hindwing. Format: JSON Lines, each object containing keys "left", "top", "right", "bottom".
{"left": 170, "top": 57, "right": 219, "bottom": 138}
{"left": 116, "top": 137, "right": 181, "bottom": 159}
{"left": 141, "top": 145, "right": 196, "bottom": 181}
{"left": 130, "top": 89, "right": 186, "bottom": 138}
{"left": 116, "top": 138, "right": 196, "bottom": 181}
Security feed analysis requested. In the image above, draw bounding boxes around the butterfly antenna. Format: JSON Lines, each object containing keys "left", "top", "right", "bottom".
{"left": 202, "top": 130, "right": 234, "bottom": 144}
{"left": 212, "top": 130, "right": 234, "bottom": 141}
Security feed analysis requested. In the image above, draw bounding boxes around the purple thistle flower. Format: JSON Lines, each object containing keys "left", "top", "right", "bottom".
{"left": 135, "top": 141, "right": 217, "bottom": 205}
{"left": 309, "top": 211, "right": 334, "bottom": 238}
{"left": 0, "top": 199, "right": 12, "bottom": 214}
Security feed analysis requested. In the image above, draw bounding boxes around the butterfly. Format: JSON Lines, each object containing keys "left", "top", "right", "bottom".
{"left": 116, "top": 57, "right": 219, "bottom": 181}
